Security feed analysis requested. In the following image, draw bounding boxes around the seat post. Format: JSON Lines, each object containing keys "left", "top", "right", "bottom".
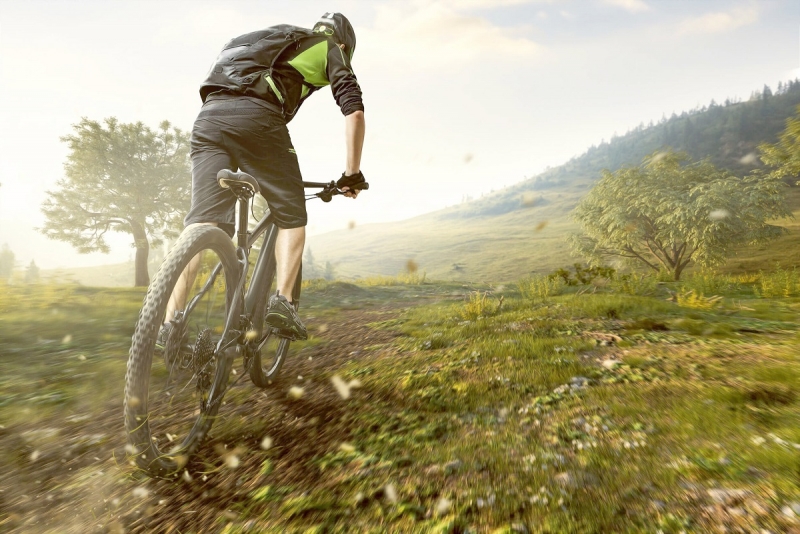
{"left": 236, "top": 194, "right": 251, "bottom": 249}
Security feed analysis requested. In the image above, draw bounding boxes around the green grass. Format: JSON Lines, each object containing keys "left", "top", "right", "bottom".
{"left": 1, "top": 277, "right": 799, "bottom": 533}
{"left": 227, "top": 279, "right": 800, "bottom": 532}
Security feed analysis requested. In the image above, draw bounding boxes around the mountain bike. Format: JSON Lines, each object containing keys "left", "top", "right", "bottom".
{"left": 124, "top": 169, "right": 368, "bottom": 478}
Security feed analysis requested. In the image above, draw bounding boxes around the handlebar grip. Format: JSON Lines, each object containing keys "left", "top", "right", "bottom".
{"left": 350, "top": 181, "right": 369, "bottom": 191}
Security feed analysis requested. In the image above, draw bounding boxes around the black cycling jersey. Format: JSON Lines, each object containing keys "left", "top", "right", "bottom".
{"left": 201, "top": 30, "right": 364, "bottom": 122}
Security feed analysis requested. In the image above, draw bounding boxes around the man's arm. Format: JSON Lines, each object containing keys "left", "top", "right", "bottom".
{"left": 345, "top": 110, "right": 365, "bottom": 177}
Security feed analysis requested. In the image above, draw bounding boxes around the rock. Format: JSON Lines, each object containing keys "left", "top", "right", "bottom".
{"left": 707, "top": 488, "right": 751, "bottom": 506}
{"left": 744, "top": 466, "right": 767, "bottom": 479}
{"left": 511, "top": 523, "right": 529, "bottom": 533}
{"left": 554, "top": 472, "right": 574, "bottom": 487}
{"left": 602, "top": 359, "right": 620, "bottom": 370}
{"left": 424, "top": 464, "right": 441, "bottom": 475}
{"left": 444, "top": 459, "right": 463, "bottom": 474}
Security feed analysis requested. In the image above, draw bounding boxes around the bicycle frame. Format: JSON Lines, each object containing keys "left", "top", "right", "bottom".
{"left": 186, "top": 179, "right": 337, "bottom": 359}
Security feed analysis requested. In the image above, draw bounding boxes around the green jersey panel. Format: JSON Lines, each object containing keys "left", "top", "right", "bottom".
{"left": 287, "top": 40, "right": 330, "bottom": 88}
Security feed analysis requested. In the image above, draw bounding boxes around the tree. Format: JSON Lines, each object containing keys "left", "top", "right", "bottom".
{"left": 25, "top": 260, "right": 40, "bottom": 284}
{"left": 40, "top": 118, "right": 191, "bottom": 286}
{"left": 0, "top": 244, "right": 14, "bottom": 280}
{"left": 569, "top": 151, "right": 790, "bottom": 280}
{"left": 324, "top": 261, "right": 336, "bottom": 281}
{"left": 759, "top": 105, "right": 800, "bottom": 186}
{"left": 303, "top": 247, "right": 320, "bottom": 279}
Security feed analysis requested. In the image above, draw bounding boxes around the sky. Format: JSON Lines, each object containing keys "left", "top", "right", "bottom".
{"left": 0, "top": 0, "right": 798, "bottom": 269}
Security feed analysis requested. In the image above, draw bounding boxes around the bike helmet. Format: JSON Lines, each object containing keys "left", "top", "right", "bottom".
{"left": 312, "top": 12, "right": 356, "bottom": 60}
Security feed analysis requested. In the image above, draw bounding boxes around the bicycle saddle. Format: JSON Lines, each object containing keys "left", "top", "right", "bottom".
{"left": 217, "top": 169, "right": 260, "bottom": 195}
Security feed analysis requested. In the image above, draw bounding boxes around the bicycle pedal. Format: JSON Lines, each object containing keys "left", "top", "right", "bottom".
{"left": 269, "top": 327, "right": 299, "bottom": 341}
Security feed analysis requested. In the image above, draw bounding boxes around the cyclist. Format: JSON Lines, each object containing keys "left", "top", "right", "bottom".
{"left": 161, "top": 12, "right": 366, "bottom": 344}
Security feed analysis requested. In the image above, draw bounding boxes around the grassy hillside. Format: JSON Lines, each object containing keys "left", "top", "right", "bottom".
{"left": 308, "top": 182, "right": 800, "bottom": 283}
{"left": 307, "top": 83, "right": 800, "bottom": 282}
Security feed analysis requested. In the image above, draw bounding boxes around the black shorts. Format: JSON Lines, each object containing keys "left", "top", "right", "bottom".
{"left": 184, "top": 97, "right": 307, "bottom": 235}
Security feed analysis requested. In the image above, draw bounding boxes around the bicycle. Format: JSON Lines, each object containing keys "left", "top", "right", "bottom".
{"left": 124, "top": 169, "right": 368, "bottom": 478}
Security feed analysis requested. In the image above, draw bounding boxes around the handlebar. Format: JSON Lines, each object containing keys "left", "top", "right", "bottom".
{"left": 303, "top": 180, "right": 370, "bottom": 203}
{"left": 215, "top": 170, "right": 368, "bottom": 204}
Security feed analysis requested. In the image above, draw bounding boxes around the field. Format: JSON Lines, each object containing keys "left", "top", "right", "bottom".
{"left": 1, "top": 271, "right": 799, "bottom": 533}
{"left": 47, "top": 188, "right": 800, "bottom": 286}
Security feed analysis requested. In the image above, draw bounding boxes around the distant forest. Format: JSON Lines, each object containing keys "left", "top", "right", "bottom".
{"left": 452, "top": 79, "right": 800, "bottom": 218}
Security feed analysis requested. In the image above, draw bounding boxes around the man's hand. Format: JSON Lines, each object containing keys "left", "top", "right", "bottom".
{"left": 337, "top": 171, "right": 367, "bottom": 199}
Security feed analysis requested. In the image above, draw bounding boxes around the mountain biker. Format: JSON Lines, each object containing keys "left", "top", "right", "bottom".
{"left": 162, "top": 12, "right": 365, "bottom": 343}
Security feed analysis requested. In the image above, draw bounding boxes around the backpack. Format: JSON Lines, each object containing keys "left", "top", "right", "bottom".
{"left": 199, "top": 24, "right": 318, "bottom": 107}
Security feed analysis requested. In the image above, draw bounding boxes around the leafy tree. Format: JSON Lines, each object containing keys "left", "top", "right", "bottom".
{"left": 41, "top": 118, "right": 191, "bottom": 286}
{"left": 569, "top": 151, "right": 790, "bottom": 280}
{"left": 759, "top": 104, "right": 800, "bottom": 185}
{"left": 0, "top": 244, "right": 14, "bottom": 280}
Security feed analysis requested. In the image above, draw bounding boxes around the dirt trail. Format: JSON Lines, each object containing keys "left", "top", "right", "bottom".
{"left": 1, "top": 304, "right": 410, "bottom": 534}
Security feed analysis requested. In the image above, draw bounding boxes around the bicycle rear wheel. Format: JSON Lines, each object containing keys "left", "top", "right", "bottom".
{"left": 124, "top": 225, "right": 239, "bottom": 478}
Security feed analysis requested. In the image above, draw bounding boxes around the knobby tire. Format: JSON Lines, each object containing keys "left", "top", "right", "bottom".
{"left": 124, "top": 225, "right": 239, "bottom": 478}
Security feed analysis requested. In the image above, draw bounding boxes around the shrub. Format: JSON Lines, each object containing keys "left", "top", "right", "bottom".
{"left": 754, "top": 266, "right": 800, "bottom": 298}
{"left": 610, "top": 273, "right": 658, "bottom": 296}
{"left": 681, "top": 271, "right": 738, "bottom": 295}
{"left": 461, "top": 291, "right": 501, "bottom": 320}
{"left": 676, "top": 289, "right": 723, "bottom": 310}
{"left": 518, "top": 275, "right": 565, "bottom": 301}
{"left": 549, "top": 263, "right": 615, "bottom": 286}
{"left": 357, "top": 272, "right": 427, "bottom": 286}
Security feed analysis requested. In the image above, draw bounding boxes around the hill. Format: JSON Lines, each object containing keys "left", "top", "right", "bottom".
{"left": 308, "top": 81, "right": 800, "bottom": 282}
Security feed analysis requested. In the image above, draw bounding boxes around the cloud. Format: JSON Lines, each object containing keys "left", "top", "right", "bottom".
{"left": 359, "top": 1, "right": 542, "bottom": 69}
{"left": 440, "top": 0, "right": 558, "bottom": 7}
{"left": 678, "top": 6, "right": 758, "bottom": 35}
{"left": 601, "top": 0, "right": 650, "bottom": 13}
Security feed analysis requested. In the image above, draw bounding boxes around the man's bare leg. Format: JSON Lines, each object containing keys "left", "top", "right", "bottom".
{"left": 274, "top": 226, "right": 305, "bottom": 302}
{"left": 165, "top": 222, "right": 217, "bottom": 323}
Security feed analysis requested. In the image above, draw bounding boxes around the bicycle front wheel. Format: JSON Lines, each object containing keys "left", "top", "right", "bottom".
{"left": 124, "top": 225, "right": 239, "bottom": 478}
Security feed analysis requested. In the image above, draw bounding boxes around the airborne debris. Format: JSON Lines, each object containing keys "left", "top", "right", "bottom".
{"left": 521, "top": 192, "right": 537, "bottom": 208}
{"left": 435, "top": 497, "right": 452, "bottom": 516}
{"left": 288, "top": 386, "right": 304, "bottom": 400}
{"left": 384, "top": 483, "right": 398, "bottom": 504}
{"left": 331, "top": 375, "right": 351, "bottom": 399}
{"left": 739, "top": 152, "right": 759, "bottom": 165}
{"left": 709, "top": 209, "right": 730, "bottom": 221}
{"left": 62, "top": 334, "right": 72, "bottom": 344}
{"left": 535, "top": 220, "right": 548, "bottom": 231}
{"left": 182, "top": 470, "right": 193, "bottom": 483}
{"left": 244, "top": 329, "right": 258, "bottom": 341}
{"left": 339, "top": 442, "right": 356, "bottom": 453}
{"left": 132, "top": 487, "right": 150, "bottom": 499}
{"left": 260, "top": 436, "right": 273, "bottom": 450}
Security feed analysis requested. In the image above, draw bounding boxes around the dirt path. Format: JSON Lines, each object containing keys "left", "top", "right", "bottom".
{"left": 1, "top": 304, "right": 410, "bottom": 534}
